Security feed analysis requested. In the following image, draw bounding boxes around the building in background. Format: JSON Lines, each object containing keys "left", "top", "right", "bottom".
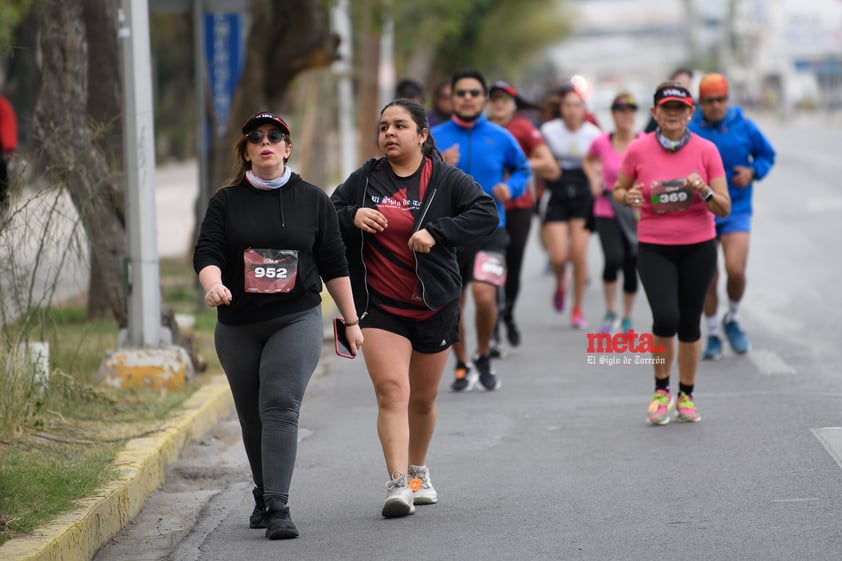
{"left": 547, "top": 0, "right": 841, "bottom": 119}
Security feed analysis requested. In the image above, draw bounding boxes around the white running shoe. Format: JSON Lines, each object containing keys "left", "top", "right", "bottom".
{"left": 381, "top": 474, "right": 415, "bottom": 518}
{"left": 408, "top": 464, "right": 438, "bottom": 505}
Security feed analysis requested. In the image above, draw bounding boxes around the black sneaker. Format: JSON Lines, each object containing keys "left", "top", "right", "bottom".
{"left": 504, "top": 316, "right": 521, "bottom": 347}
{"left": 488, "top": 337, "right": 506, "bottom": 359}
{"left": 474, "top": 353, "right": 501, "bottom": 391}
{"left": 450, "top": 361, "right": 475, "bottom": 392}
{"left": 249, "top": 487, "right": 266, "bottom": 529}
{"left": 265, "top": 499, "right": 298, "bottom": 540}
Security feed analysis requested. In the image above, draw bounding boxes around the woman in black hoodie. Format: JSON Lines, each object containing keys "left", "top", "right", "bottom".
{"left": 194, "top": 112, "right": 362, "bottom": 539}
{"left": 331, "top": 99, "right": 497, "bottom": 518}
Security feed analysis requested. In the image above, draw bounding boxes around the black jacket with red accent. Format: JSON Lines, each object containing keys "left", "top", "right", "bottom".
{"left": 331, "top": 156, "right": 499, "bottom": 316}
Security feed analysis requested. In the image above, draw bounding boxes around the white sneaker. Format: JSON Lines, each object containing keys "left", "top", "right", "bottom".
{"left": 381, "top": 474, "right": 415, "bottom": 518}
{"left": 408, "top": 465, "right": 438, "bottom": 505}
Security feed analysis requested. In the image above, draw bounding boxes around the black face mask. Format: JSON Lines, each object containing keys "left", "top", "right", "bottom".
{"left": 655, "top": 128, "right": 691, "bottom": 152}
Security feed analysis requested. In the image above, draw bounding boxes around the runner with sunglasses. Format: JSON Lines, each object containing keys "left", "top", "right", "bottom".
{"left": 689, "top": 73, "right": 776, "bottom": 360}
{"left": 194, "top": 111, "right": 361, "bottom": 540}
{"left": 431, "top": 69, "right": 531, "bottom": 392}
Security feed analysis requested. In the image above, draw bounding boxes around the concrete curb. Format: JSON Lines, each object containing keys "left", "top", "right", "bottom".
{"left": 0, "top": 375, "right": 234, "bottom": 561}
{"left": 1, "top": 295, "right": 338, "bottom": 561}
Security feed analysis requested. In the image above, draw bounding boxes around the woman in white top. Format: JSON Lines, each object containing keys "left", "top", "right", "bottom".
{"left": 539, "top": 83, "right": 601, "bottom": 329}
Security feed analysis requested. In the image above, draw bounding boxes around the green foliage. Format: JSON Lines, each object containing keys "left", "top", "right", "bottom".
{"left": 389, "top": 0, "right": 572, "bottom": 82}
{"left": 468, "top": 0, "right": 572, "bottom": 79}
{"left": 389, "top": 0, "right": 495, "bottom": 48}
{"left": 0, "top": 0, "right": 35, "bottom": 56}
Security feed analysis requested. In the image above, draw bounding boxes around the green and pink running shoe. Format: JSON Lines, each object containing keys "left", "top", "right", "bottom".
{"left": 646, "top": 389, "right": 674, "bottom": 425}
{"left": 675, "top": 391, "right": 701, "bottom": 423}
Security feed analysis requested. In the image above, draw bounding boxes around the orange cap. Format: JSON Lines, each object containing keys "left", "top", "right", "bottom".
{"left": 699, "top": 73, "right": 729, "bottom": 98}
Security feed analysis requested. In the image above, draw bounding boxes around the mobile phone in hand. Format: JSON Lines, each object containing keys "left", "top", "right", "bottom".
{"left": 333, "top": 318, "right": 356, "bottom": 358}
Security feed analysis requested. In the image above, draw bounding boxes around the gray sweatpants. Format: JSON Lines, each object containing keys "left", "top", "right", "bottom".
{"left": 214, "top": 306, "right": 322, "bottom": 504}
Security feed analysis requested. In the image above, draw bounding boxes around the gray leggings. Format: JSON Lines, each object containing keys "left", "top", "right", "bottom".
{"left": 215, "top": 306, "right": 322, "bottom": 504}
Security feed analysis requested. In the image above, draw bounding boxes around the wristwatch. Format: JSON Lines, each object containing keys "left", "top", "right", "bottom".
{"left": 702, "top": 186, "right": 714, "bottom": 202}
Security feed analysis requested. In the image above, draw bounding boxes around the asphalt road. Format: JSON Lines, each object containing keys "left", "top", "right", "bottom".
{"left": 93, "top": 115, "right": 842, "bottom": 561}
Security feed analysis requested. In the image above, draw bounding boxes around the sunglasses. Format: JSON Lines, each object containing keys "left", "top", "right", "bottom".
{"left": 246, "top": 129, "right": 286, "bottom": 144}
{"left": 701, "top": 96, "right": 728, "bottom": 105}
{"left": 454, "top": 88, "right": 483, "bottom": 98}
{"left": 489, "top": 93, "right": 513, "bottom": 102}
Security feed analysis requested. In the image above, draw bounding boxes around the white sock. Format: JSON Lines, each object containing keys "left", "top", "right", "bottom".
{"left": 725, "top": 300, "right": 741, "bottom": 323}
{"left": 707, "top": 315, "right": 719, "bottom": 336}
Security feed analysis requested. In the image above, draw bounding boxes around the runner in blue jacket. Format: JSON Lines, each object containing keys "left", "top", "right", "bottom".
{"left": 689, "top": 73, "right": 776, "bottom": 359}
{"left": 431, "top": 69, "right": 531, "bottom": 392}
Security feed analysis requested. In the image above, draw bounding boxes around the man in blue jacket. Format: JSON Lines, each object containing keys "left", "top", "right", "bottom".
{"left": 689, "top": 73, "right": 776, "bottom": 359}
{"left": 432, "top": 69, "right": 531, "bottom": 392}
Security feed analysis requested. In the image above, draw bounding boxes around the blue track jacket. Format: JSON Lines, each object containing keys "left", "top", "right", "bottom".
{"left": 689, "top": 106, "right": 776, "bottom": 219}
{"left": 432, "top": 114, "right": 531, "bottom": 229}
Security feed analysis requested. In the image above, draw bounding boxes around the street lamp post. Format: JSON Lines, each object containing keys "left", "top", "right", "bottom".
{"left": 118, "top": 0, "right": 165, "bottom": 348}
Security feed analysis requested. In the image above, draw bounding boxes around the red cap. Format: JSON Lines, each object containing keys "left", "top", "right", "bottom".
{"left": 489, "top": 80, "right": 539, "bottom": 109}
{"left": 653, "top": 84, "right": 693, "bottom": 108}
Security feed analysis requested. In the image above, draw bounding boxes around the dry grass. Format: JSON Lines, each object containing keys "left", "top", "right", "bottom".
{"left": 0, "top": 256, "right": 219, "bottom": 545}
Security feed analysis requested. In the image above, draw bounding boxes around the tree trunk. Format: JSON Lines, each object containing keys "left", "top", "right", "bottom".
{"left": 206, "top": 0, "right": 340, "bottom": 194}
{"left": 5, "top": 10, "right": 42, "bottom": 154}
{"left": 83, "top": 0, "right": 126, "bottom": 320}
{"left": 356, "top": 0, "right": 382, "bottom": 163}
{"left": 33, "top": 0, "right": 128, "bottom": 326}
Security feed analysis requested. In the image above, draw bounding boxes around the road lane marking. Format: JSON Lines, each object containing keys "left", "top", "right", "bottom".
{"left": 750, "top": 349, "right": 797, "bottom": 375}
{"left": 771, "top": 497, "right": 821, "bottom": 503}
{"left": 812, "top": 427, "right": 842, "bottom": 471}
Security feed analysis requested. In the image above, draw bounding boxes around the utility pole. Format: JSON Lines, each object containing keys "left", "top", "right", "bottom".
{"left": 193, "top": 1, "right": 210, "bottom": 310}
{"left": 103, "top": 0, "right": 246, "bottom": 391}
{"left": 118, "top": 0, "right": 165, "bottom": 347}
{"left": 100, "top": 0, "right": 194, "bottom": 393}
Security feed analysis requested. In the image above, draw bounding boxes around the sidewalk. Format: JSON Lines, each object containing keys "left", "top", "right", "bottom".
{"left": 0, "top": 160, "right": 336, "bottom": 561}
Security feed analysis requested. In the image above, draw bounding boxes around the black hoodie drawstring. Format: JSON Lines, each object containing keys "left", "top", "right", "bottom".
{"left": 278, "top": 189, "right": 286, "bottom": 228}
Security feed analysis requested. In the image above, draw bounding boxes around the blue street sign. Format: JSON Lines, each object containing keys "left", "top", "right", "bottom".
{"left": 204, "top": 12, "right": 245, "bottom": 136}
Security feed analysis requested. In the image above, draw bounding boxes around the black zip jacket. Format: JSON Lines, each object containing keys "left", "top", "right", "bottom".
{"left": 331, "top": 157, "right": 499, "bottom": 315}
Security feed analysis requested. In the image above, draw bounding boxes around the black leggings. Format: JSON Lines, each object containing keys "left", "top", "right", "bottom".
{"left": 637, "top": 240, "right": 716, "bottom": 342}
{"left": 595, "top": 217, "right": 637, "bottom": 294}
{"left": 214, "top": 307, "right": 322, "bottom": 504}
{"left": 503, "top": 207, "right": 533, "bottom": 315}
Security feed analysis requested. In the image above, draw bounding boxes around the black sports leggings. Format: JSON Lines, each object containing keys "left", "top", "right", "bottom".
{"left": 214, "top": 307, "right": 322, "bottom": 504}
{"left": 503, "top": 207, "right": 533, "bottom": 315}
{"left": 637, "top": 240, "right": 716, "bottom": 342}
{"left": 595, "top": 217, "right": 637, "bottom": 294}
